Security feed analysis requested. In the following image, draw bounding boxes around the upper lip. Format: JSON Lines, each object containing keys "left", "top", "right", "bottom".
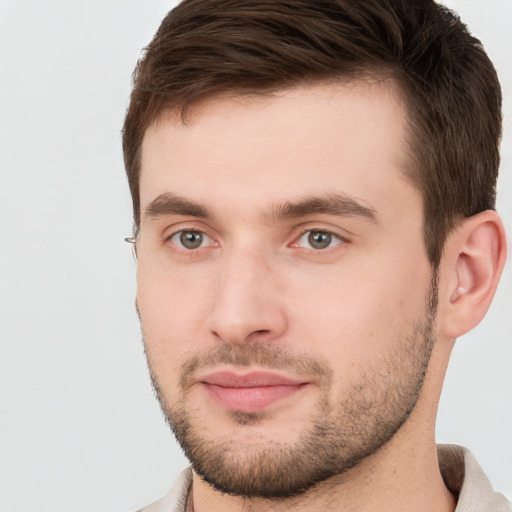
{"left": 200, "top": 370, "right": 306, "bottom": 388}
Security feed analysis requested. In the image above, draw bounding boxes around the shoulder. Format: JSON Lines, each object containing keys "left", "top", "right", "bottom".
{"left": 438, "top": 444, "right": 511, "bottom": 512}
{"left": 135, "top": 467, "right": 193, "bottom": 512}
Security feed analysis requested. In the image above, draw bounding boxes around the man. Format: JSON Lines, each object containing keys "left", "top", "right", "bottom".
{"left": 122, "top": 0, "right": 510, "bottom": 510}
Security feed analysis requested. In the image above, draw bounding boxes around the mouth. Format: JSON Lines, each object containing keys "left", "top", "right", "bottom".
{"left": 199, "top": 370, "right": 309, "bottom": 413}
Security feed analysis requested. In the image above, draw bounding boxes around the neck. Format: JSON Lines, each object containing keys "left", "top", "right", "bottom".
{"left": 190, "top": 432, "right": 456, "bottom": 512}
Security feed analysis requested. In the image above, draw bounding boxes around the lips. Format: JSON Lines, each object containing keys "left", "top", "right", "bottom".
{"left": 200, "top": 370, "right": 307, "bottom": 413}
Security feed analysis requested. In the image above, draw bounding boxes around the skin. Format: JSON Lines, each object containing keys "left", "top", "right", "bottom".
{"left": 135, "top": 82, "right": 506, "bottom": 512}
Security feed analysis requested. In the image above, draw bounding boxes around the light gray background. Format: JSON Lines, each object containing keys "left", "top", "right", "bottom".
{"left": 0, "top": 1, "right": 510, "bottom": 511}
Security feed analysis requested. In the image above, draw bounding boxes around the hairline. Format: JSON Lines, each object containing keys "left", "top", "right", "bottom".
{"left": 134, "top": 71, "right": 416, "bottom": 195}
{"left": 131, "top": 72, "right": 442, "bottom": 267}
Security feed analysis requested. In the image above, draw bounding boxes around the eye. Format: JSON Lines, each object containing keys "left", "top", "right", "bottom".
{"left": 296, "top": 230, "right": 343, "bottom": 250}
{"left": 170, "top": 230, "right": 212, "bottom": 250}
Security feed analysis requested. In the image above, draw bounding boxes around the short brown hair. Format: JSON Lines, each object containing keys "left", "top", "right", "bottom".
{"left": 122, "top": 0, "right": 502, "bottom": 267}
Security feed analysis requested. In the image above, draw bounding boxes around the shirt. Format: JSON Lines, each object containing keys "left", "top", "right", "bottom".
{"left": 137, "top": 444, "right": 511, "bottom": 511}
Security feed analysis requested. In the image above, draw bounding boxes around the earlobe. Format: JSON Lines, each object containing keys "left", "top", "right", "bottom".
{"left": 439, "top": 210, "right": 507, "bottom": 338}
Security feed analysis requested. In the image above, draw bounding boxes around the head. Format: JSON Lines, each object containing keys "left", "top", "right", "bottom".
{"left": 123, "top": 0, "right": 502, "bottom": 268}
{"left": 122, "top": 0, "right": 506, "bottom": 501}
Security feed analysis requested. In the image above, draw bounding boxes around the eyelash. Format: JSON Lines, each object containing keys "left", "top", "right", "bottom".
{"left": 167, "top": 229, "right": 215, "bottom": 250}
{"left": 165, "top": 227, "right": 347, "bottom": 253}
{"left": 293, "top": 229, "right": 346, "bottom": 251}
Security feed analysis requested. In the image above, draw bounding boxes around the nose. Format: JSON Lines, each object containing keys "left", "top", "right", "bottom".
{"left": 205, "top": 248, "right": 288, "bottom": 345}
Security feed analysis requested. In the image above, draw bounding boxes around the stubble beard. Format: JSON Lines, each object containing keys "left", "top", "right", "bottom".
{"left": 144, "top": 275, "right": 438, "bottom": 499}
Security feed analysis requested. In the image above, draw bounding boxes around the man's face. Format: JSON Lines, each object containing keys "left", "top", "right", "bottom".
{"left": 136, "top": 83, "right": 437, "bottom": 497}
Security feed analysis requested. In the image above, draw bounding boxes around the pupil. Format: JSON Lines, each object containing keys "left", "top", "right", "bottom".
{"left": 180, "top": 231, "right": 203, "bottom": 249}
{"left": 308, "top": 231, "right": 331, "bottom": 249}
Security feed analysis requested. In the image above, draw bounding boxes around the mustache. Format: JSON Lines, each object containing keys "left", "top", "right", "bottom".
{"left": 179, "top": 343, "right": 332, "bottom": 391}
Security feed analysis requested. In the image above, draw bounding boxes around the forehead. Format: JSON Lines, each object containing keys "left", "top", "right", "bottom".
{"left": 139, "top": 81, "right": 417, "bottom": 222}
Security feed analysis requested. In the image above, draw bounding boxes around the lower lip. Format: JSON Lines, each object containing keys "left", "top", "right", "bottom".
{"left": 203, "top": 383, "right": 305, "bottom": 413}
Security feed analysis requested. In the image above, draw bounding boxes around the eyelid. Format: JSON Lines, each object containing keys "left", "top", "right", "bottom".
{"left": 290, "top": 224, "right": 350, "bottom": 245}
{"left": 298, "top": 227, "right": 348, "bottom": 240}
{"left": 159, "top": 221, "right": 349, "bottom": 252}
{"left": 295, "top": 229, "right": 345, "bottom": 249}
{"left": 162, "top": 220, "right": 215, "bottom": 240}
{"left": 171, "top": 229, "right": 210, "bottom": 248}
{"left": 163, "top": 222, "right": 220, "bottom": 251}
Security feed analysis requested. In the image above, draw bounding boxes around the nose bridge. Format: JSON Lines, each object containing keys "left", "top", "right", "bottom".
{"left": 206, "top": 244, "right": 286, "bottom": 345}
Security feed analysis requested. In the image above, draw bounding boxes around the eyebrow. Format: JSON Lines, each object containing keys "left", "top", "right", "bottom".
{"left": 144, "top": 193, "right": 211, "bottom": 220}
{"left": 268, "top": 194, "right": 378, "bottom": 224}
{"left": 142, "top": 191, "right": 378, "bottom": 224}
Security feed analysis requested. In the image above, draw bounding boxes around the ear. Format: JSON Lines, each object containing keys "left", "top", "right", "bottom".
{"left": 438, "top": 210, "right": 507, "bottom": 338}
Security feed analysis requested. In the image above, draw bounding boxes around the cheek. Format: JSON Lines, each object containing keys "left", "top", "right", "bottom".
{"left": 136, "top": 262, "right": 213, "bottom": 375}
{"left": 286, "top": 250, "right": 432, "bottom": 366}
{"left": 136, "top": 235, "right": 433, "bottom": 384}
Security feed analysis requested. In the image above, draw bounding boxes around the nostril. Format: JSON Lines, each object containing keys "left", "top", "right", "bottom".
{"left": 246, "top": 329, "right": 273, "bottom": 342}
